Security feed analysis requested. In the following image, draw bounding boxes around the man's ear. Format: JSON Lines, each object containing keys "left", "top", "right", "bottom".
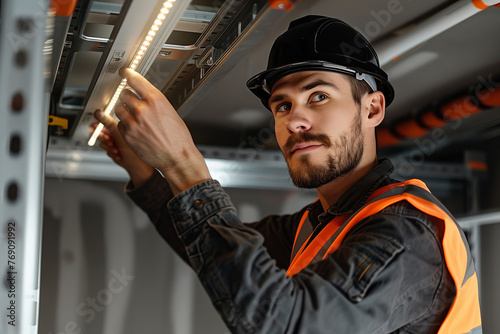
{"left": 364, "top": 91, "right": 385, "bottom": 128}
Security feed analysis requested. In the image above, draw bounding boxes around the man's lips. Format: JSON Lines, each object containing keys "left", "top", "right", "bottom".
{"left": 290, "top": 142, "right": 323, "bottom": 155}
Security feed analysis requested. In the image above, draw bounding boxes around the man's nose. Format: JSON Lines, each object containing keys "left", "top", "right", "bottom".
{"left": 286, "top": 106, "right": 312, "bottom": 133}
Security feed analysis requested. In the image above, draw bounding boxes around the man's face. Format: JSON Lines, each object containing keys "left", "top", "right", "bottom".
{"left": 269, "top": 71, "right": 365, "bottom": 189}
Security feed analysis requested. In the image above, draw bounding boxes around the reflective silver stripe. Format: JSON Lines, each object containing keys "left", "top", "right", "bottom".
{"left": 468, "top": 325, "right": 483, "bottom": 333}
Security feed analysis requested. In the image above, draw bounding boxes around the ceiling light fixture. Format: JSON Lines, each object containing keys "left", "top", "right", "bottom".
{"left": 88, "top": 0, "right": 187, "bottom": 146}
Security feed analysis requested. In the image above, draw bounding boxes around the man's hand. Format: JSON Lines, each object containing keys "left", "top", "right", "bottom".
{"left": 92, "top": 110, "right": 154, "bottom": 188}
{"left": 113, "top": 68, "right": 211, "bottom": 195}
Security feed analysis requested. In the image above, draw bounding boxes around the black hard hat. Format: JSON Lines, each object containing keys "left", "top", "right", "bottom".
{"left": 246, "top": 15, "right": 395, "bottom": 109}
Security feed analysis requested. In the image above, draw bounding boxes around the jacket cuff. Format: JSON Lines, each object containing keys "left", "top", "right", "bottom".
{"left": 126, "top": 170, "right": 174, "bottom": 212}
{"left": 167, "top": 179, "right": 236, "bottom": 238}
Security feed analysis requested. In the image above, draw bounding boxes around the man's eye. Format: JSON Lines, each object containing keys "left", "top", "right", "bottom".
{"left": 311, "top": 93, "right": 328, "bottom": 102}
{"left": 275, "top": 103, "right": 291, "bottom": 113}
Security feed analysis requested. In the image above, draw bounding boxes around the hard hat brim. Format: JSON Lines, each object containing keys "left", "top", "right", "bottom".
{"left": 247, "top": 61, "right": 395, "bottom": 110}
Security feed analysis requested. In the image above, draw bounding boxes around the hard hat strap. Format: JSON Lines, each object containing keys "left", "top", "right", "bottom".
{"left": 356, "top": 72, "right": 377, "bottom": 92}
{"left": 258, "top": 62, "right": 378, "bottom": 96}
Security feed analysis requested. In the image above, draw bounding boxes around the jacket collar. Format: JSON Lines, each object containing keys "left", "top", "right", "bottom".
{"left": 307, "top": 158, "right": 395, "bottom": 228}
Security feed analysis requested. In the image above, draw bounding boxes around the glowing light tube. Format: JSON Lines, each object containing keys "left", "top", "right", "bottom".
{"left": 88, "top": 0, "right": 176, "bottom": 146}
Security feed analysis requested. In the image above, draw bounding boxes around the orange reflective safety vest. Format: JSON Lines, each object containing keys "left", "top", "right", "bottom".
{"left": 287, "top": 179, "right": 482, "bottom": 334}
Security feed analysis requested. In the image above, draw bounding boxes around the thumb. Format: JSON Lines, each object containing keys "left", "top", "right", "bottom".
{"left": 94, "top": 109, "right": 117, "bottom": 131}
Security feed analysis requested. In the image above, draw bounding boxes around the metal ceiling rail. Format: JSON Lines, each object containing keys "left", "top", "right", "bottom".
{"left": 375, "top": 0, "right": 500, "bottom": 66}
{"left": 49, "top": 0, "right": 202, "bottom": 140}
{"left": 164, "top": 0, "right": 290, "bottom": 115}
{"left": 46, "top": 144, "right": 473, "bottom": 192}
{"left": 0, "top": 0, "right": 51, "bottom": 333}
{"left": 71, "top": 0, "right": 191, "bottom": 145}
{"left": 45, "top": 148, "right": 293, "bottom": 189}
{"left": 47, "top": 0, "right": 289, "bottom": 145}
{"left": 458, "top": 210, "right": 500, "bottom": 229}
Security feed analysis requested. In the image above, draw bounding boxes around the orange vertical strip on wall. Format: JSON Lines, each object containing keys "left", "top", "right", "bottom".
{"left": 52, "top": 0, "right": 78, "bottom": 17}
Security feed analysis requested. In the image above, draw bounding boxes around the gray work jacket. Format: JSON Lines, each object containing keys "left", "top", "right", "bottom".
{"left": 127, "top": 159, "right": 456, "bottom": 333}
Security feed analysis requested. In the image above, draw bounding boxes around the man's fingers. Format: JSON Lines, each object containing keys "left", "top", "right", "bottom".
{"left": 114, "top": 103, "right": 136, "bottom": 126}
{"left": 119, "top": 67, "right": 157, "bottom": 99}
{"left": 98, "top": 133, "right": 115, "bottom": 148}
{"left": 120, "top": 88, "right": 142, "bottom": 112}
{"left": 90, "top": 121, "right": 108, "bottom": 132}
{"left": 99, "top": 140, "right": 118, "bottom": 154}
{"left": 117, "top": 121, "right": 127, "bottom": 138}
{"left": 94, "top": 109, "right": 117, "bottom": 131}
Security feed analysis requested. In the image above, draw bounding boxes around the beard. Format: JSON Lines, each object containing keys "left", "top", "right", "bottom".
{"left": 282, "top": 110, "right": 364, "bottom": 189}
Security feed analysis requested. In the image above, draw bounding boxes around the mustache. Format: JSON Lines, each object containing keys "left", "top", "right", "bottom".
{"left": 281, "top": 132, "right": 332, "bottom": 157}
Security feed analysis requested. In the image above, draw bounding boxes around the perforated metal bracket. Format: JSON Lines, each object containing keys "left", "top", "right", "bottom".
{"left": 0, "top": 1, "right": 51, "bottom": 333}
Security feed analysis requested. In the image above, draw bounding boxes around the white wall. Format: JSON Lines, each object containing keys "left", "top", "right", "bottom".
{"left": 477, "top": 137, "right": 500, "bottom": 334}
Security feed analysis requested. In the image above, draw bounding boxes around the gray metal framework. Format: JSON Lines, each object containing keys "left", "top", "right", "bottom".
{"left": 45, "top": 147, "right": 293, "bottom": 189}
{"left": 46, "top": 0, "right": 290, "bottom": 147}
{"left": 0, "top": 0, "right": 51, "bottom": 333}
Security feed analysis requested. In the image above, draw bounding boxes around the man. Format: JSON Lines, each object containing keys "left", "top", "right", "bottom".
{"left": 94, "top": 16, "right": 481, "bottom": 333}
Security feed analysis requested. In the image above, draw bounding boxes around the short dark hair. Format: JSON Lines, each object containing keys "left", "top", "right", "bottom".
{"left": 346, "top": 75, "right": 373, "bottom": 106}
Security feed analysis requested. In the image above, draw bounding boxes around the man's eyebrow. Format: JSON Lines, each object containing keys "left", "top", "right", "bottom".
{"left": 301, "top": 80, "right": 339, "bottom": 92}
{"left": 269, "top": 94, "right": 287, "bottom": 105}
{"left": 269, "top": 80, "right": 339, "bottom": 105}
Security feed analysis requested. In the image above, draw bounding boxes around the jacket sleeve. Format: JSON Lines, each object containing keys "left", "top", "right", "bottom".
{"left": 168, "top": 179, "right": 452, "bottom": 334}
{"left": 125, "top": 172, "right": 302, "bottom": 269}
{"left": 126, "top": 170, "right": 190, "bottom": 263}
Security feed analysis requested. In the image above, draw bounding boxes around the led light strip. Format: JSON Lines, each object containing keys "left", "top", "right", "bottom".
{"left": 88, "top": 0, "right": 176, "bottom": 146}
